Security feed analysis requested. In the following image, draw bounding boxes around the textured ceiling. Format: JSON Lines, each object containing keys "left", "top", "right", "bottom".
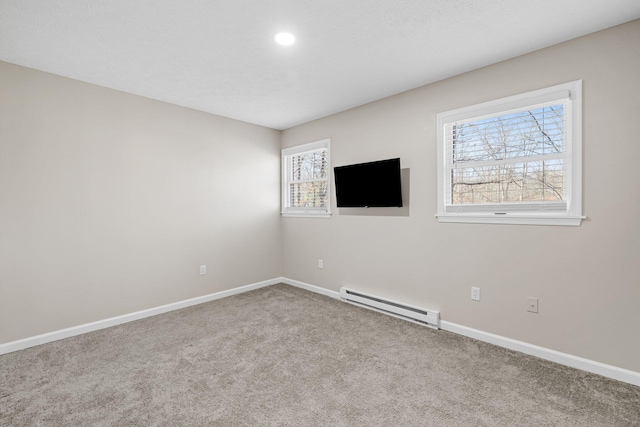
{"left": 1, "top": 1, "right": 639, "bottom": 130}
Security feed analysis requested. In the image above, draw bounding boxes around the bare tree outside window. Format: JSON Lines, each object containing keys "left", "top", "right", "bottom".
{"left": 286, "top": 149, "right": 328, "bottom": 208}
{"left": 448, "top": 104, "right": 565, "bottom": 206}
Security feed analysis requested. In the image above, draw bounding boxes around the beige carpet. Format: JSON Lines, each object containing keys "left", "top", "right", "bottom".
{"left": 1, "top": 284, "right": 639, "bottom": 426}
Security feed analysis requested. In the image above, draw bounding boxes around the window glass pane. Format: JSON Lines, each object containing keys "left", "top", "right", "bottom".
{"left": 288, "top": 150, "right": 327, "bottom": 182}
{"left": 288, "top": 181, "right": 328, "bottom": 208}
{"left": 451, "top": 160, "right": 564, "bottom": 204}
{"left": 451, "top": 104, "right": 565, "bottom": 164}
{"left": 449, "top": 103, "right": 566, "bottom": 206}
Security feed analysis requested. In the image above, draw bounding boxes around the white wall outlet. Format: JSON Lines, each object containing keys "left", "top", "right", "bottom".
{"left": 200, "top": 265, "right": 206, "bottom": 275}
{"left": 527, "top": 297, "right": 539, "bottom": 313}
{"left": 471, "top": 287, "right": 480, "bottom": 301}
{"left": 318, "top": 259, "right": 324, "bottom": 269}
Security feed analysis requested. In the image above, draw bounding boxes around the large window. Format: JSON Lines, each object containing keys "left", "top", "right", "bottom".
{"left": 281, "top": 139, "right": 331, "bottom": 218}
{"left": 436, "top": 81, "right": 583, "bottom": 226}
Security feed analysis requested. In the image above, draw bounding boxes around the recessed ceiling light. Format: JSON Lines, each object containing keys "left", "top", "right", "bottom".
{"left": 275, "top": 32, "right": 295, "bottom": 46}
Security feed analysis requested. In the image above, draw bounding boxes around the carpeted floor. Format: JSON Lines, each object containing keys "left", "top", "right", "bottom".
{"left": 1, "top": 283, "right": 639, "bottom": 426}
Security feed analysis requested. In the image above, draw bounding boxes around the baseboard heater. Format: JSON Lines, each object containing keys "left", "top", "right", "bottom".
{"left": 340, "top": 287, "right": 440, "bottom": 329}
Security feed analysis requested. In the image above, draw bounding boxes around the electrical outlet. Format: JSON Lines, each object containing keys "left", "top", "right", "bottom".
{"left": 471, "top": 287, "right": 480, "bottom": 301}
{"left": 200, "top": 265, "right": 206, "bottom": 275}
{"left": 527, "top": 297, "right": 538, "bottom": 313}
{"left": 318, "top": 259, "right": 324, "bottom": 269}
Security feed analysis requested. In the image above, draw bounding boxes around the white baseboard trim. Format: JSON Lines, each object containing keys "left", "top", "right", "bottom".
{"left": 280, "top": 277, "right": 341, "bottom": 299}
{"left": 4, "top": 277, "right": 639, "bottom": 388}
{"left": 440, "top": 321, "right": 640, "bottom": 387}
{"left": 0, "top": 277, "right": 281, "bottom": 356}
{"left": 277, "top": 279, "right": 640, "bottom": 387}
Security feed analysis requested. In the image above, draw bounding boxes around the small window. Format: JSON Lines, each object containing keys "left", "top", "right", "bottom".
{"left": 282, "top": 139, "right": 331, "bottom": 218}
{"left": 436, "top": 81, "right": 583, "bottom": 226}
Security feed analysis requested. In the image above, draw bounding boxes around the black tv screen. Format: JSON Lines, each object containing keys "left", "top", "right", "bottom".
{"left": 334, "top": 158, "right": 403, "bottom": 208}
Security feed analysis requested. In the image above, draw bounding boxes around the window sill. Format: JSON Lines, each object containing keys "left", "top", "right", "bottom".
{"left": 281, "top": 211, "right": 332, "bottom": 219}
{"left": 436, "top": 214, "right": 584, "bottom": 226}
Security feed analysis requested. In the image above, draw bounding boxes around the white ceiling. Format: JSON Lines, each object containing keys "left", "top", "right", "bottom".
{"left": 1, "top": 1, "right": 639, "bottom": 130}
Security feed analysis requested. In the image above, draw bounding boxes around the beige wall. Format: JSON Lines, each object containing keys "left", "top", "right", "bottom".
{"left": 0, "top": 62, "right": 282, "bottom": 343}
{"left": 2, "top": 20, "right": 639, "bottom": 374}
{"left": 281, "top": 20, "right": 640, "bottom": 372}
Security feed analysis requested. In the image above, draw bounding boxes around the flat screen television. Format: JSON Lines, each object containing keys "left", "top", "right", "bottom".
{"left": 334, "top": 158, "right": 403, "bottom": 208}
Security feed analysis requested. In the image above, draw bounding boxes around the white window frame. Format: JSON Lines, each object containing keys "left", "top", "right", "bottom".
{"left": 436, "top": 81, "right": 583, "bottom": 226}
{"left": 281, "top": 139, "right": 331, "bottom": 218}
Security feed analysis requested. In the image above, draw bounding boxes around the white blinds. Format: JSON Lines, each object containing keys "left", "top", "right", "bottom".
{"left": 281, "top": 139, "right": 331, "bottom": 214}
{"left": 444, "top": 98, "right": 571, "bottom": 213}
{"left": 285, "top": 148, "right": 329, "bottom": 209}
